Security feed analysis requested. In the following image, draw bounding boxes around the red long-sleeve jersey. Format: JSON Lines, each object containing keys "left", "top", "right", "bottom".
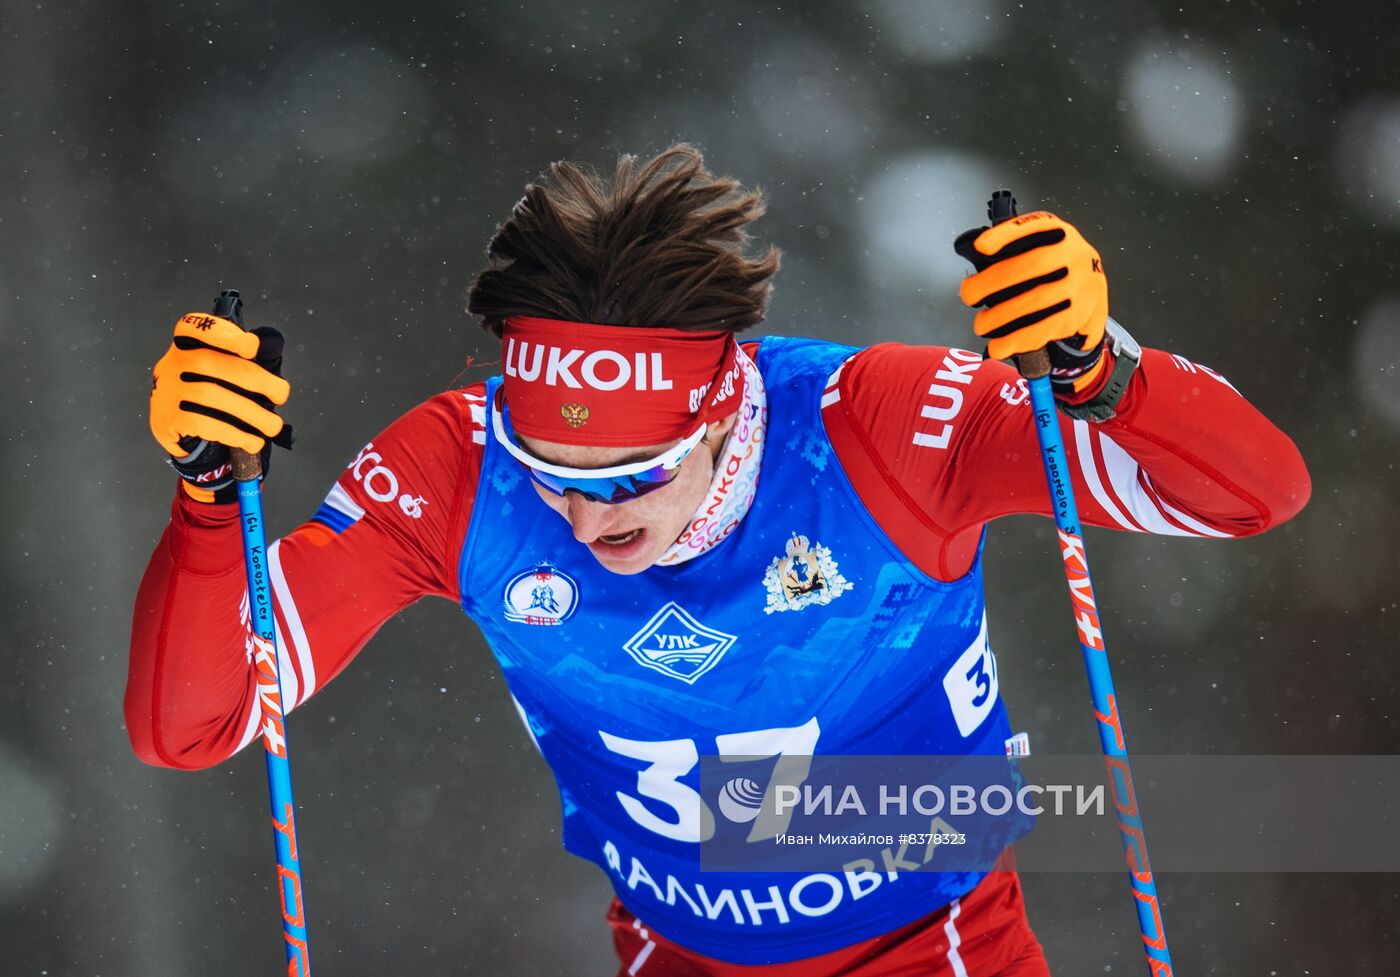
{"left": 126, "top": 342, "right": 1309, "bottom": 770}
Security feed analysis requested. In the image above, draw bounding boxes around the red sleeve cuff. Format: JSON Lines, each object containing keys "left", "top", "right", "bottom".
{"left": 169, "top": 484, "right": 246, "bottom": 575}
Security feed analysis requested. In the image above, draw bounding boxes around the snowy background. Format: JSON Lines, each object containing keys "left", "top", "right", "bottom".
{"left": 2, "top": 1, "right": 1398, "bottom": 974}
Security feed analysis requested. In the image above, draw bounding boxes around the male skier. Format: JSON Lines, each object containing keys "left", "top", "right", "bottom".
{"left": 129, "top": 145, "right": 1310, "bottom": 975}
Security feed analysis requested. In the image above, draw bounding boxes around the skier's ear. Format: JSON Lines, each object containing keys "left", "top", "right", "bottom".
{"left": 703, "top": 412, "right": 738, "bottom": 447}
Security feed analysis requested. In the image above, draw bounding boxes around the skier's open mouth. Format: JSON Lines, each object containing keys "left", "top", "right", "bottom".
{"left": 588, "top": 527, "right": 651, "bottom": 564}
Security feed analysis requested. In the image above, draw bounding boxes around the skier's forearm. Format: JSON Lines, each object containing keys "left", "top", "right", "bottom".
{"left": 125, "top": 491, "right": 261, "bottom": 770}
{"left": 1098, "top": 347, "right": 1311, "bottom": 535}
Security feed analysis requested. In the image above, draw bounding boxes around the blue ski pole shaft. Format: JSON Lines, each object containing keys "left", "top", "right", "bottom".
{"left": 986, "top": 193, "right": 1173, "bottom": 976}
{"left": 215, "top": 290, "right": 312, "bottom": 976}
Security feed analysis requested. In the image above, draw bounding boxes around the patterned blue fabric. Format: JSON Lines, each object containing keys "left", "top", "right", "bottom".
{"left": 459, "top": 337, "right": 1030, "bottom": 963}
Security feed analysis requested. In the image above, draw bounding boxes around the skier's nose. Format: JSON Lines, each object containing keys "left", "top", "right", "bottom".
{"left": 563, "top": 492, "right": 613, "bottom": 542}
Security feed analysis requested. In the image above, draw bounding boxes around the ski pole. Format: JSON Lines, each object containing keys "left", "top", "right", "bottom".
{"left": 214, "top": 289, "right": 312, "bottom": 976}
{"left": 986, "top": 192, "right": 1173, "bottom": 976}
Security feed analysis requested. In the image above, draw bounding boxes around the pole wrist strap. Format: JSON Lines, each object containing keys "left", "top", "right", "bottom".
{"left": 1058, "top": 317, "right": 1141, "bottom": 422}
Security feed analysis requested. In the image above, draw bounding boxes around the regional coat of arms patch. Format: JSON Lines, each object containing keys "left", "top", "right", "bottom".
{"left": 762, "top": 534, "right": 852, "bottom": 613}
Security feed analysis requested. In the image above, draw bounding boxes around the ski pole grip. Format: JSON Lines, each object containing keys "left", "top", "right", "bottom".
{"left": 211, "top": 289, "right": 264, "bottom": 483}
{"left": 985, "top": 189, "right": 1052, "bottom": 380}
{"left": 1017, "top": 347, "right": 1052, "bottom": 381}
{"left": 231, "top": 445, "right": 263, "bottom": 482}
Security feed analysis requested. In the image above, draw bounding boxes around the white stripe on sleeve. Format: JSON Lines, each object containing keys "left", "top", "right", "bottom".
{"left": 1098, "top": 434, "right": 1229, "bottom": 538}
{"left": 1072, "top": 420, "right": 1139, "bottom": 532}
{"left": 1142, "top": 472, "right": 1232, "bottom": 538}
{"left": 944, "top": 897, "right": 969, "bottom": 977}
{"left": 272, "top": 614, "right": 299, "bottom": 710}
{"left": 825, "top": 355, "right": 852, "bottom": 391}
{"left": 467, "top": 400, "right": 487, "bottom": 445}
{"left": 325, "top": 482, "right": 366, "bottom": 522}
{"left": 269, "top": 539, "right": 317, "bottom": 706}
{"left": 628, "top": 918, "right": 656, "bottom": 975}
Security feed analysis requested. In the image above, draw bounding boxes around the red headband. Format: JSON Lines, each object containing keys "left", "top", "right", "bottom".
{"left": 500, "top": 316, "right": 745, "bottom": 446}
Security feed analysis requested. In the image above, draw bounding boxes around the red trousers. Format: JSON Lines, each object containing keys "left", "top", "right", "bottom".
{"left": 609, "top": 850, "right": 1049, "bottom": 976}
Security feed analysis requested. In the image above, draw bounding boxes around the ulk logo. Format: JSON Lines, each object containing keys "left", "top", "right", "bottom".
{"left": 622, "top": 602, "right": 738, "bottom": 684}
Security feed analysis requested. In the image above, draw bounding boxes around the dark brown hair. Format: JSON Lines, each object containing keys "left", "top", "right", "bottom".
{"left": 467, "top": 144, "right": 780, "bottom": 336}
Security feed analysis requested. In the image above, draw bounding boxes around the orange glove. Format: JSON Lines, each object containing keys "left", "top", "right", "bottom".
{"left": 150, "top": 312, "right": 291, "bottom": 500}
{"left": 954, "top": 211, "right": 1108, "bottom": 365}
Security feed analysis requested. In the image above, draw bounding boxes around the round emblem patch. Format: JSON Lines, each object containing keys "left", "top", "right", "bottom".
{"left": 502, "top": 562, "right": 579, "bottom": 626}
